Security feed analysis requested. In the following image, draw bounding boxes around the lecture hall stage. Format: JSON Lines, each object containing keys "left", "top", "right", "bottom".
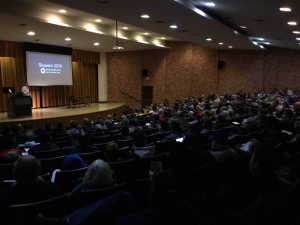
{"left": 0, "top": 103, "right": 126, "bottom": 129}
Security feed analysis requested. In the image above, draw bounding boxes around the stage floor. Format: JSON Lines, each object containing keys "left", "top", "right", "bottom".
{"left": 0, "top": 102, "right": 125, "bottom": 123}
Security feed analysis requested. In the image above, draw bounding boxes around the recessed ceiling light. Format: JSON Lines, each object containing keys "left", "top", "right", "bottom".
{"left": 161, "top": 37, "right": 165, "bottom": 39}
{"left": 253, "top": 41, "right": 258, "bottom": 45}
{"left": 206, "top": 38, "right": 212, "bottom": 41}
{"left": 280, "top": 7, "right": 291, "bottom": 11}
{"left": 141, "top": 15, "right": 150, "bottom": 18}
{"left": 94, "top": 43, "right": 100, "bottom": 46}
{"left": 219, "top": 43, "right": 223, "bottom": 45}
{"left": 123, "top": 27, "right": 128, "bottom": 29}
{"left": 296, "top": 38, "right": 300, "bottom": 40}
{"left": 234, "top": 30, "right": 239, "bottom": 34}
{"left": 59, "top": 9, "right": 67, "bottom": 13}
{"left": 170, "top": 25, "right": 177, "bottom": 29}
{"left": 228, "top": 46, "right": 233, "bottom": 48}
{"left": 240, "top": 26, "right": 247, "bottom": 28}
{"left": 27, "top": 31, "right": 35, "bottom": 35}
{"left": 293, "top": 31, "right": 300, "bottom": 34}
{"left": 264, "top": 42, "right": 270, "bottom": 44}
{"left": 95, "top": 19, "right": 102, "bottom": 22}
{"left": 144, "top": 33, "right": 149, "bottom": 35}
{"left": 259, "top": 45, "right": 264, "bottom": 49}
{"left": 205, "top": 2, "right": 215, "bottom": 6}
{"left": 65, "top": 38, "right": 71, "bottom": 41}
{"left": 257, "top": 38, "right": 264, "bottom": 41}
{"left": 288, "top": 21, "right": 297, "bottom": 25}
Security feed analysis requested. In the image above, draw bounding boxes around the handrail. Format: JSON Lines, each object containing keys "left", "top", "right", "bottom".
{"left": 120, "top": 91, "right": 141, "bottom": 102}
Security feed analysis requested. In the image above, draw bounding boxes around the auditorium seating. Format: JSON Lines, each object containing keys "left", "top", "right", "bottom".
{"left": 31, "top": 148, "right": 62, "bottom": 159}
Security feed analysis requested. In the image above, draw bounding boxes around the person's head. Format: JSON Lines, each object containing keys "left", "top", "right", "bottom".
{"left": 56, "top": 121, "right": 64, "bottom": 129}
{"left": 203, "top": 117, "right": 213, "bottom": 130}
{"left": 78, "top": 130, "right": 90, "bottom": 147}
{"left": 186, "top": 122, "right": 202, "bottom": 138}
{"left": 4, "top": 151, "right": 20, "bottom": 164}
{"left": 244, "top": 117, "right": 257, "bottom": 129}
{"left": 227, "top": 109, "right": 234, "bottom": 119}
{"left": 23, "top": 123, "right": 30, "bottom": 132}
{"left": 203, "top": 110, "right": 210, "bottom": 118}
{"left": 249, "top": 144, "right": 280, "bottom": 176}
{"left": 98, "top": 119, "right": 105, "bottom": 126}
{"left": 94, "top": 124, "right": 103, "bottom": 134}
{"left": 131, "top": 118, "right": 139, "bottom": 127}
{"left": 257, "top": 114, "right": 267, "bottom": 127}
{"left": 121, "top": 126, "right": 129, "bottom": 137}
{"left": 266, "top": 116, "right": 282, "bottom": 134}
{"left": 69, "top": 128, "right": 80, "bottom": 142}
{"left": 293, "top": 102, "right": 300, "bottom": 110}
{"left": 133, "top": 131, "right": 146, "bottom": 147}
{"left": 169, "top": 120, "right": 183, "bottom": 133}
{"left": 1, "top": 124, "right": 11, "bottom": 136}
{"left": 83, "top": 159, "right": 113, "bottom": 187}
{"left": 122, "top": 118, "right": 129, "bottom": 127}
{"left": 216, "top": 114, "right": 225, "bottom": 124}
{"left": 210, "top": 109, "right": 216, "bottom": 117}
{"left": 62, "top": 154, "right": 86, "bottom": 170}
{"left": 25, "top": 131, "right": 34, "bottom": 142}
{"left": 70, "top": 120, "right": 78, "bottom": 129}
{"left": 104, "top": 143, "right": 118, "bottom": 162}
{"left": 13, "top": 155, "right": 41, "bottom": 184}
{"left": 39, "top": 130, "right": 51, "bottom": 144}
{"left": 209, "top": 132, "right": 228, "bottom": 150}
{"left": 83, "top": 118, "right": 89, "bottom": 126}
{"left": 107, "top": 115, "right": 112, "bottom": 121}
{"left": 45, "top": 121, "right": 51, "bottom": 131}
{"left": 284, "top": 108, "right": 295, "bottom": 120}
{"left": 105, "top": 120, "right": 113, "bottom": 129}
{"left": 25, "top": 82, "right": 28, "bottom": 87}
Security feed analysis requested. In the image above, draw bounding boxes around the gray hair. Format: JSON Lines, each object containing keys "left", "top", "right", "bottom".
{"left": 228, "top": 109, "right": 234, "bottom": 119}
{"left": 221, "top": 110, "right": 228, "bottom": 118}
{"left": 69, "top": 128, "right": 79, "bottom": 139}
{"left": 210, "top": 109, "right": 216, "bottom": 117}
{"left": 83, "top": 159, "right": 113, "bottom": 187}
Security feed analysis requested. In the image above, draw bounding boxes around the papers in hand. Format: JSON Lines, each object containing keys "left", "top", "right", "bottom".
{"left": 239, "top": 141, "right": 252, "bottom": 153}
{"left": 281, "top": 130, "right": 292, "bottom": 136}
{"left": 232, "top": 122, "right": 240, "bottom": 125}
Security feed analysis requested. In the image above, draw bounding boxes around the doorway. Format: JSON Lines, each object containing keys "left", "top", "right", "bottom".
{"left": 142, "top": 86, "right": 153, "bottom": 109}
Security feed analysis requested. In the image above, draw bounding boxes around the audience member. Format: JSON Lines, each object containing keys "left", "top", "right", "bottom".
{"left": 16, "top": 131, "right": 40, "bottom": 149}
{"left": 28, "top": 130, "right": 59, "bottom": 154}
{"left": 132, "top": 131, "right": 155, "bottom": 158}
{"left": 162, "top": 121, "right": 185, "bottom": 142}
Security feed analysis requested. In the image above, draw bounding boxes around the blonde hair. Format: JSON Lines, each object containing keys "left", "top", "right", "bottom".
{"left": 83, "top": 159, "right": 113, "bottom": 187}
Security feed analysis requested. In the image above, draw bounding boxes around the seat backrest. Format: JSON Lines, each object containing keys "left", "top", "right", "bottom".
{"left": 52, "top": 141, "right": 68, "bottom": 149}
{"left": 236, "top": 133, "right": 252, "bottom": 144}
{"left": 155, "top": 132, "right": 169, "bottom": 142}
{"left": 137, "top": 153, "right": 168, "bottom": 179}
{"left": 155, "top": 139, "right": 176, "bottom": 153}
{"left": 117, "top": 146, "right": 131, "bottom": 158}
{"left": 146, "top": 134, "right": 155, "bottom": 144}
{"left": 108, "top": 159, "right": 137, "bottom": 183}
{"left": 0, "top": 163, "right": 15, "bottom": 180}
{"left": 39, "top": 155, "right": 66, "bottom": 174}
{"left": 54, "top": 166, "right": 89, "bottom": 192}
{"left": 77, "top": 151, "right": 101, "bottom": 165}
{"left": 8, "top": 193, "right": 70, "bottom": 224}
{"left": 91, "top": 135, "right": 112, "bottom": 144}
{"left": 145, "top": 128, "right": 159, "bottom": 135}
{"left": 31, "top": 148, "right": 62, "bottom": 159}
{"left": 116, "top": 139, "right": 133, "bottom": 148}
{"left": 74, "top": 182, "right": 128, "bottom": 210}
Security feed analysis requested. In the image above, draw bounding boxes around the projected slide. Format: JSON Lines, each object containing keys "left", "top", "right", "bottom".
{"left": 26, "top": 51, "right": 73, "bottom": 86}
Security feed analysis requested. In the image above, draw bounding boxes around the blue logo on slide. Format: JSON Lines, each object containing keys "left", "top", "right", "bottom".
{"left": 41, "top": 68, "right": 46, "bottom": 74}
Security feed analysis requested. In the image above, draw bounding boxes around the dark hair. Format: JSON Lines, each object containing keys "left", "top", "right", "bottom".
{"left": 121, "top": 126, "right": 129, "bottom": 136}
{"left": 131, "top": 118, "right": 139, "bottom": 127}
{"left": 133, "top": 131, "right": 145, "bottom": 147}
{"left": 104, "top": 143, "right": 118, "bottom": 161}
{"left": 161, "top": 121, "right": 169, "bottom": 131}
{"left": 203, "top": 117, "right": 212, "bottom": 129}
{"left": 78, "top": 131, "right": 90, "bottom": 147}
{"left": 45, "top": 121, "right": 51, "bottom": 130}
{"left": 70, "top": 121, "right": 78, "bottom": 128}
{"left": 39, "top": 130, "right": 51, "bottom": 143}
{"left": 266, "top": 116, "right": 282, "bottom": 132}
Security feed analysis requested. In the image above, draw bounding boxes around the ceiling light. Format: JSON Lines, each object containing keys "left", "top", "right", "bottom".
{"left": 59, "top": 9, "right": 67, "bottom": 13}
{"left": 293, "top": 31, "right": 300, "bottom": 34}
{"left": 27, "top": 31, "right": 35, "bottom": 35}
{"left": 65, "top": 38, "right": 71, "bottom": 41}
{"left": 234, "top": 30, "right": 239, "bottom": 34}
{"left": 94, "top": 43, "right": 100, "bottom": 46}
{"left": 219, "top": 43, "right": 223, "bottom": 45}
{"left": 264, "top": 42, "right": 270, "bottom": 44}
{"left": 161, "top": 37, "right": 165, "bottom": 39}
{"left": 141, "top": 15, "right": 150, "bottom": 18}
{"left": 288, "top": 21, "right": 297, "bottom": 25}
{"left": 205, "top": 2, "right": 215, "bottom": 6}
{"left": 296, "top": 38, "right": 300, "bottom": 40}
{"left": 253, "top": 42, "right": 258, "bottom": 45}
{"left": 280, "top": 7, "right": 291, "bottom": 11}
{"left": 206, "top": 38, "right": 212, "bottom": 41}
{"left": 259, "top": 45, "right": 264, "bottom": 49}
{"left": 228, "top": 46, "right": 233, "bottom": 48}
{"left": 113, "top": 21, "right": 124, "bottom": 50}
{"left": 170, "top": 25, "right": 177, "bottom": 29}
{"left": 95, "top": 19, "right": 102, "bottom": 22}
{"left": 257, "top": 38, "right": 264, "bottom": 41}
{"left": 240, "top": 26, "right": 247, "bottom": 28}
{"left": 144, "top": 33, "right": 149, "bottom": 35}
{"left": 123, "top": 27, "right": 128, "bottom": 29}
{"left": 194, "top": 8, "right": 206, "bottom": 17}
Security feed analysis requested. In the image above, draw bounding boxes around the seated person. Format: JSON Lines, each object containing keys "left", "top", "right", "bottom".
{"left": 182, "top": 122, "right": 203, "bottom": 148}
{"left": 3, "top": 151, "right": 21, "bottom": 164}
{"left": 92, "top": 124, "right": 107, "bottom": 137}
{"left": 118, "top": 127, "right": 133, "bottom": 140}
{"left": 161, "top": 121, "right": 184, "bottom": 142}
{"left": 0, "top": 137, "right": 24, "bottom": 157}
{"left": 104, "top": 143, "right": 123, "bottom": 162}
{"left": 155, "top": 121, "right": 169, "bottom": 136}
{"left": 69, "top": 159, "right": 117, "bottom": 198}
{"left": 0, "top": 155, "right": 61, "bottom": 208}
{"left": 201, "top": 117, "right": 213, "bottom": 134}
{"left": 213, "top": 115, "right": 228, "bottom": 130}
{"left": 129, "top": 118, "right": 143, "bottom": 134}
{"left": 132, "top": 131, "right": 155, "bottom": 158}
{"left": 28, "top": 130, "right": 59, "bottom": 154}
{"left": 67, "top": 128, "right": 80, "bottom": 148}
{"left": 239, "top": 117, "right": 258, "bottom": 135}
{"left": 54, "top": 121, "right": 67, "bottom": 132}
{"left": 67, "top": 131, "right": 98, "bottom": 154}
{"left": 16, "top": 130, "right": 40, "bottom": 149}
{"left": 105, "top": 120, "right": 117, "bottom": 131}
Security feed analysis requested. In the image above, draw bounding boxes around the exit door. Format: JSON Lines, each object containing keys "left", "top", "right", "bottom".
{"left": 142, "top": 86, "right": 153, "bottom": 109}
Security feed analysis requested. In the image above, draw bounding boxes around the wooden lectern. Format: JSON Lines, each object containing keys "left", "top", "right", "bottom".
{"left": 7, "top": 96, "right": 32, "bottom": 118}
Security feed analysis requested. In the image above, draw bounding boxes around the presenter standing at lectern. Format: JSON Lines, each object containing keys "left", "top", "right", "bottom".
{"left": 21, "top": 82, "right": 30, "bottom": 96}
